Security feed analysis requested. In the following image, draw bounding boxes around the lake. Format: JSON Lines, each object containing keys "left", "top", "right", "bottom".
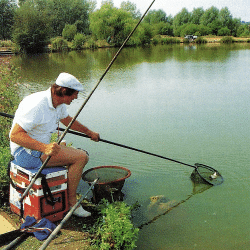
{"left": 11, "top": 42, "right": 250, "bottom": 249}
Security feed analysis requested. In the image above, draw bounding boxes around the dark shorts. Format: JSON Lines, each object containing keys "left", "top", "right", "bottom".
{"left": 13, "top": 147, "right": 43, "bottom": 170}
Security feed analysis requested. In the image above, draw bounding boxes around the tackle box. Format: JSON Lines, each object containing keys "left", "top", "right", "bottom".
{"left": 9, "top": 161, "right": 69, "bottom": 222}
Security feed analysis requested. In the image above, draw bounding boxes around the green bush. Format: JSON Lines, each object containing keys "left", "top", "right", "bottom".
{"left": 84, "top": 37, "right": 98, "bottom": 49}
{"left": 0, "top": 40, "right": 14, "bottom": 47}
{"left": 50, "top": 37, "right": 69, "bottom": 51}
{"left": 72, "top": 33, "right": 86, "bottom": 50}
{"left": 162, "top": 37, "right": 180, "bottom": 44}
{"left": 12, "top": 2, "right": 51, "bottom": 53}
{"left": 93, "top": 200, "right": 139, "bottom": 250}
{"left": 220, "top": 36, "right": 235, "bottom": 43}
{"left": 0, "top": 58, "right": 19, "bottom": 200}
{"left": 152, "top": 35, "right": 161, "bottom": 45}
{"left": 62, "top": 24, "right": 77, "bottom": 42}
{"left": 0, "top": 147, "right": 11, "bottom": 188}
{"left": 0, "top": 58, "right": 19, "bottom": 148}
{"left": 195, "top": 37, "right": 208, "bottom": 44}
{"left": 217, "top": 27, "right": 231, "bottom": 36}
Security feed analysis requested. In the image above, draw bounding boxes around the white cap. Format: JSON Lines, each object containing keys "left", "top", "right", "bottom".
{"left": 56, "top": 72, "right": 84, "bottom": 92}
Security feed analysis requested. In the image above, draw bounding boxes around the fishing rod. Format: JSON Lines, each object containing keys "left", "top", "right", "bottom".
{"left": 0, "top": 111, "right": 224, "bottom": 186}
{"left": 2, "top": 0, "right": 156, "bottom": 203}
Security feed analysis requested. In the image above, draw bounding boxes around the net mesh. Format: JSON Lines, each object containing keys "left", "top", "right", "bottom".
{"left": 193, "top": 163, "right": 223, "bottom": 186}
{"left": 82, "top": 166, "right": 131, "bottom": 184}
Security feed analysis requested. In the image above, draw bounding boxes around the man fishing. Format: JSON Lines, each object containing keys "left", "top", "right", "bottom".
{"left": 9, "top": 72, "right": 100, "bottom": 218}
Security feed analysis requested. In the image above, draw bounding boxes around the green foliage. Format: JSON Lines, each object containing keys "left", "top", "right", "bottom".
{"left": 180, "top": 23, "right": 199, "bottom": 37}
{"left": 0, "top": 58, "right": 19, "bottom": 196}
{"left": 120, "top": 0, "right": 141, "bottom": 19}
{"left": 0, "top": 40, "right": 14, "bottom": 47}
{"left": 0, "top": 0, "right": 17, "bottom": 40}
{"left": 195, "top": 37, "right": 207, "bottom": 44}
{"left": 50, "top": 37, "right": 69, "bottom": 51}
{"left": 84, "top": 37, "right": 98, "bottom": 49}
{"left": 0, "top": 147, "right": 11, "bottom": 189}
{"left": 12, "top": 1, "right": 52, "bottom": 53}
{"left": 72, "top": 33, "right": 86, "bottom": 49}
{"left": 45, "top": 0, "right": 91, "bottom": 37}
{"left": 62, "top": 24, "right": 77, "bottom": 41}
{"left": 217, "top": 27, "right": 231, "bottom": 36}
{"left": 135, "top": 23, "right": 153, "bottom": 45}
{"left": 0, "top": 58, "right": 19, "bottom": 148}
{"left": 190, "top": 7, "right": 204, "bottom": 24}
{"left": 153, "top": 22, "right": 173, "bottom": 36}
{"left": 1, "top": 0, "right": 249, "bottom": 51}
{"left": 144, "top": 9, "right": 168, "bottom": 24}
{"left": 90, "top": 2, "right": 135, "bottom": 46}
{"left": 237, "top": 24, "right": 250, "bottom": 37}
{"left": 220, "top": 36, "right": 235, "bottom": 43}
{"left": 152, "top": 35, "right": 180, "bottom": 45}
{"left": 93, "top": 200, "right": 139, "bottom": 250}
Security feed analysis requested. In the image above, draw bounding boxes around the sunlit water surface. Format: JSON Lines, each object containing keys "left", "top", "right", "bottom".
{"left": 11, "top": 43, "right": 250, "bottom": 249}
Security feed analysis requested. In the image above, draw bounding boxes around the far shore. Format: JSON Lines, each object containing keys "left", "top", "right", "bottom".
{"left": 0, "top": 36, "right": 250, "bottom": 54}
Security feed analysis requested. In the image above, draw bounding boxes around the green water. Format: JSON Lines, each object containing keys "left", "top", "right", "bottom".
{"left": 11, "top": 43, "right": 250, "bottom": 249}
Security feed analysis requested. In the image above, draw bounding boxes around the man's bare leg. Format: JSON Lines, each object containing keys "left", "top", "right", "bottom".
{"left": 41, "top": 145, "right": 89, "bottom": 207}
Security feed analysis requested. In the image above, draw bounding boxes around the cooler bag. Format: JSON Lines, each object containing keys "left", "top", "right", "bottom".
{"left": 9, "top": 161, "right": 69, "bottom": 222}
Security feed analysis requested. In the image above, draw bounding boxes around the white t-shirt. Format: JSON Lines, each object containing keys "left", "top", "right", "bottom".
{"left": 10, "top": 88, "right": 69, "bottom": 155}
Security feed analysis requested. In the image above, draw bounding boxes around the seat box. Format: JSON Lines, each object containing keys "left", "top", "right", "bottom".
{"left": 9, "top": 161, "right": 69, "bottom": 222}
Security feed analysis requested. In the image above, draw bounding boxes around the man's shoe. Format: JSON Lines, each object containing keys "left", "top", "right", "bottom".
{"left": 72, "top": 206, "right": 91, "bottom": 218}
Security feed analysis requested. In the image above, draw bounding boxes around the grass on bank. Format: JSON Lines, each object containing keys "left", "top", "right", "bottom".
{"left": 1, "top": 35, "right": 250, "bottom": 54}
{"left": 0, "top": 57, "right": 19, "bottom": 195}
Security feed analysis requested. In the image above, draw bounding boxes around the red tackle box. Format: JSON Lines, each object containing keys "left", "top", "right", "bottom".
{"left": 9, "top": 161, "right": 69, "bottom": 222}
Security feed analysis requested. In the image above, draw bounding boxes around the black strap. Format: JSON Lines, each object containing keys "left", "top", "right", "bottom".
{"left": 41, "top": 175, "right": 56, "bottom": 206}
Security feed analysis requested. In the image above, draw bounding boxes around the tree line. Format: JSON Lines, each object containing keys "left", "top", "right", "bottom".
{"left": 1, "top": 0, "right": 250, "bottom": 53}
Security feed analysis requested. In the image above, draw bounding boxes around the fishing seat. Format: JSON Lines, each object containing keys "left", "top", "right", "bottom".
{"left": 9, "top": 160, "right": 69, "bottom": 222}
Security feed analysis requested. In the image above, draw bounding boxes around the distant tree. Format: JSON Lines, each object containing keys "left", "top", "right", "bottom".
{"left": 120, "top": 1, "right": 141, "bottom": 19}
{"left": 219, "top": 7, "right": 233, "bottom": 34}
{"left": 87, "top": 0, "right": 97, "bottom": 13}
{"left": 12, "top": 1, "right": 52, "bottom": 53}
{"left": 144, "top": 9, "right": 168, "bottom": 24}
{"left": 45, "top": 0, "right": 91, "bottom": 36}
{"left": 173, "top": 8, "right": 190, "bottom": 36}
{"left": 217, "top": 27, "right": 231, "bottom": 36}
{"left": 90, "top": 1, "right": 135, "bottom": 46}
{"left": 231, "top": 18, "right": 242, "bottom": 36}
{"left": 0, "top": 0, "right": 17, "bottom": 40}
{"left": 190, "top": 7, "right": 204, "bottom": 25}
{"left": 200, "top": 6, "right": 219, "bottom": 26}
{"left": 154, "top": 22, "right": 173, "bottom": 36}
{"left": 180, "top": 23, "right": 200, "bottom": 37}
{"left": 237, "top": 23, "right": 250, "bottom": 37}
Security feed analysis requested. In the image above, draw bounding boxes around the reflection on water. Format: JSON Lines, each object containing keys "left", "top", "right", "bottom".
{"left": 11, "top": 43, "right": 250, "bottom": 249}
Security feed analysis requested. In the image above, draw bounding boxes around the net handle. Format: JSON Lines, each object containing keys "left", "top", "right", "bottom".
{"left": 0, "top": 112, "right": 223, "bottom": 186}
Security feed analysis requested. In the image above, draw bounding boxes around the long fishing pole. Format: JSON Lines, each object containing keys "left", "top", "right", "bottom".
{"left": 0, "top": 111, "right": 224, "bottom": 186}
{"left": 4, "top": 0, "right": 156, "bottom": 202}
{"left": 0, "top": 112, "right": 192, "bottom": 167}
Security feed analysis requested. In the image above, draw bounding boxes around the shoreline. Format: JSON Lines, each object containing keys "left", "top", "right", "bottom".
{"left": 1, "top": 36, "right": 250, "bottom": 55}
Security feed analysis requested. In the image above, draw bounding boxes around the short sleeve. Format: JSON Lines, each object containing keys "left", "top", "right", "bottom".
{"left": 15, "top": 101, "right": 42, "bottom": 132}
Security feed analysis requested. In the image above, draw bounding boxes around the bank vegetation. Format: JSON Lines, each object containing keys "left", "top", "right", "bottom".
{"left": 0, "top": 0, "right": 250, "bottom": 53}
